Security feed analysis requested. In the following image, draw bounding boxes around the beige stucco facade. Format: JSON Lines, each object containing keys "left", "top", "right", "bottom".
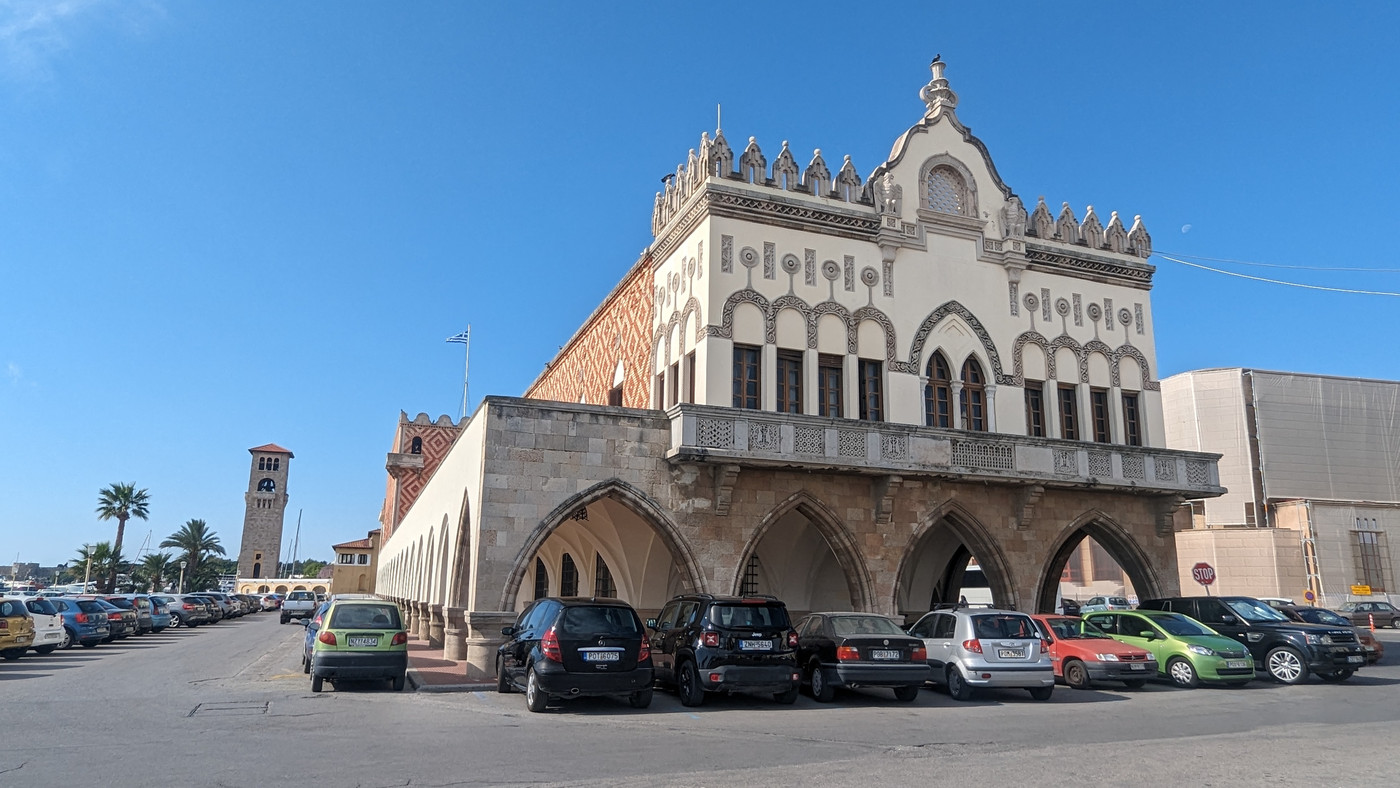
{"left": 330, "top": 530, "right": 381, "bottom": 596}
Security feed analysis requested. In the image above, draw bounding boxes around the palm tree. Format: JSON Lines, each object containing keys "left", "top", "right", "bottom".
{"left": 160, "top": 519, "right": 225, "bottom": 591}
{"left": 96, "top": 483, "right": 151, "bottom": 593}
{"left": 134, "top": 552, "right": 173, "bottom": 592}
{"left": 75, "top": 542, "right": 127, "bottom": 592}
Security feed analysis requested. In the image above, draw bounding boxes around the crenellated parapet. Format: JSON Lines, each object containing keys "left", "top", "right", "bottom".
{"left": 1023, "top": 197, "right": 1152, "bottom": 259}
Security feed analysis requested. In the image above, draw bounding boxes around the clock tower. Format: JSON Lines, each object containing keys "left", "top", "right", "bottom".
{"left": 237, "top": 443, "right": 293, "bottom": 579}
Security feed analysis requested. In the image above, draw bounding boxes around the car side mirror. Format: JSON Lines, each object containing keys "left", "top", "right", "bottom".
{"left": 1041, "top": 633, "right": 1055, "bottom": 644}
{"left": 1138, "top": 630, "right": 1157, "bottom": 640}
{"left": 645, "top": 618, "right": 657, "bottom": 629}
{"left": 500, "top": 626, "right": 516, "bottom": 637}
{"left": 299, "top": 619, "right": 309, "bottom": 627}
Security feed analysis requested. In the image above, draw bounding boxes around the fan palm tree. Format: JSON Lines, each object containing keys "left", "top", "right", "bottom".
{"left": 75, "top": 542, "right": 127, "bottom": 592}
{"left": 96, "top": 483, "right": 151, "bottom": 593}
{"left": 134, "top": 552, "right": 173, "bottom": 592}
{"left": 160, "top": 519, "right": 225, "bottom": 591}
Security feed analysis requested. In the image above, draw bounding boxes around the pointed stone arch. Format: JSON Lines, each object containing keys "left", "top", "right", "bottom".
{"left": 734, "top": 490, "right": 875, "bottom": 612}
{"left": 896, "top": 500, "right": 1019, "bottom": 613}
{"left": 852, "top": 305, "right": 899, "bottom": 365}
{"left": 445, "top": 490, "right": 473, "bottom": 608}
{"left": 905, "top": 300, "right": 1011, "bottom": 383}
{"left": 498, "top": 479, "right": 705, "bottom": 611}
{"left": 707, "top": 288, "right": 775, "bottom": 344}
{"left": 1011, "top": 330, "right": 1053, "bottom": 384}
{"left": 1034, "top": 509, "right": 1165, "bottom": 614}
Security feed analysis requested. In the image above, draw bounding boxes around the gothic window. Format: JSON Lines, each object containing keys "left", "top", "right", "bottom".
{"left": 560, "top": 553, "right": 578, "bottom": 597}
{"left": 960, "top": 357, "right": 987, "bottom": 432}
{"left": 257, "top": 478, "right": 276, "bottom": 492}
{"left": 533, "top": 557, "right": 549, "bottom": 600}
{"left": 410, "top": 437, "right": 423, "bottom": 454}
{"left": 925, "top": 352, "right": 952, "bottom": 428}
{"left": 926, "top": 165, "right": 969, "bottom": 216}
{"left": 594, "top": 553, "right": 616, "bottom": 598}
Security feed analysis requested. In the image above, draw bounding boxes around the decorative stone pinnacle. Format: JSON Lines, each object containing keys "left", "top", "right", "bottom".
{"left": 919, "top": 57, "right": 959, "bottom": 116}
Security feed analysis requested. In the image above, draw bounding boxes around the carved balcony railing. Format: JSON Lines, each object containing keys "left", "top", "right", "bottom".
{"left": 665, "top": 404, "right": 1223, "bottom": 496}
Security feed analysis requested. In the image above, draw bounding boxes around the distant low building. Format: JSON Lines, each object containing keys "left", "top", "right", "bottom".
{"left": 330, "top": 530, "right": 381, "bottom": 596}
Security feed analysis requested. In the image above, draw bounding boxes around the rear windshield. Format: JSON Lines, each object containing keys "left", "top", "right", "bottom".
{"left": 555, "top": 605, "right": 641, "bottom": 638}
{"left": 76, "top": 600, "right": 107, "bottom": 614}
{"left": 970, "top": 614, "right": 1037, "bottom": 639}
{"left": 1154, "top": 614, "right": 1213, "bottom": 637}
{"left": 830, "top": 615, "right": 904, "bottom": 637}
{"left": 105, "top": 598, "right": 135, "bottom": 610}
{"left": 288, "top": 592, "right": 315, "bottom": 601}
{"left": 328, "top": 604, "right": 401, "bottom": 630}
{"left": 708, "top": 604, "right": 790, "bottom": 629}
{"left": 1109, "top": 597, "right": 1130, "bottom": 606}
{"left": 26, "top": 599, "right": 58, "bottom": 616}
{"left": 0, "top": 600, "right": 28, "bottom": 617}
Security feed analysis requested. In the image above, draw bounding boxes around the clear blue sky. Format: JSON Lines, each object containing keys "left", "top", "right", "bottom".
{"left": 3, "top": 2, "right": 1398, "bottom": 567}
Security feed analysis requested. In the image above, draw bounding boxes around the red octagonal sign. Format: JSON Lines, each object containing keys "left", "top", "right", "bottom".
{"left": 1192, "top": 562, "right": 1217, "bottom": 586}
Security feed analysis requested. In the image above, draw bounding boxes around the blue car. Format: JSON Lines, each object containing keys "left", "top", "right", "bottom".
{"left": 148, "top": 596, "right": 173, "bottom": 631}
{"left": 47, "top": 597, "right": 111, "bottom": 648}
{"left": 300, "top": 601, "right": 332, "bottom": 674}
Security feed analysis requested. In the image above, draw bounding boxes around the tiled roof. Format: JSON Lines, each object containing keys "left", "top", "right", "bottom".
{"left": 333, "top": 538, "right": 374, "bottom": 549}
{"left": 249, "top": 443, "right": 294, "bottom": 457}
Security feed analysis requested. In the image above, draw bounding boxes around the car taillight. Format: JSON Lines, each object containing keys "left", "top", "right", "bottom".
{"left": 541, "top": 626, "right": 561, "bottom": 662}
{"left": 638, "top": 638, "right": 650, "bottom": 662}
{"left": 108, "top": 613, "right": 120, "bottom": 621}
{"left": 912, "top": 646, "right": 927, "bottom": 661}
{"left": 836, "top": 646, "right": 860, "bottom": 661}
{"left": 962, "top": 639, "right": 983, "bottom": 654}
{"left": 391, "top": 632, "right": 408, "bottom": 646}
{"left": 75, "top": 613, "right": 88, "bottom": 624}
{"left": 183, "top": 604, "right": 194, "bottom": 611}
{"left": 701, "top": 631, "right": 720, "bottom": 648}
{"left": 318, "top": 630, "right": 337, "bottom": 646}
{"left": 1040, "top": 639, "right": 1052, "bottom": 655}
{"left": 787, "top": 631, "right": 799, "bottom": 648}
{"left": 0, "top": 620, "right": 6, "bottom": 630}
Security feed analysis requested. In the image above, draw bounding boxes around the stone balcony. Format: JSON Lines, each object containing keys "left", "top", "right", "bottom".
{"left": 665, "top": 404, "right": 1223, "bottom": 498}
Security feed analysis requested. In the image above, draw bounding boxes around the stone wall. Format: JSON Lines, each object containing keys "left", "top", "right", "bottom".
{"left": 1174, "top": 528, "right": 1307, "bottom": 600}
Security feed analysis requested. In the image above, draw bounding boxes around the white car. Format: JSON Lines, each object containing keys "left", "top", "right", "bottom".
{"left": 1079, "top": 596, "right": 1133, "bottom": 614}
{"left": 24, "top": 597, "right": 66, "bottom": 653}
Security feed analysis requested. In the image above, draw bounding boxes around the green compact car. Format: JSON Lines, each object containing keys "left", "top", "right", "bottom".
{"left": 306, "top": 599, "right": 408, "bottom": 693}
{"left": 1084, "top": 609, "right": 1254, "bottom": 688}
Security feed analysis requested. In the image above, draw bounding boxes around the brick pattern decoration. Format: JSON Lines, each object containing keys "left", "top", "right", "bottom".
{"left": 524, "top": 258, "right": 654, "bottom": 409}
{"left": 381, "top": 414, "right": 461, "bottom": 543}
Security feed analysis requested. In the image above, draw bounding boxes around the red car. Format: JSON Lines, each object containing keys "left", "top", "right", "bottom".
{"left": 1032, "top": 614, "right": 1158, "bottom": 689}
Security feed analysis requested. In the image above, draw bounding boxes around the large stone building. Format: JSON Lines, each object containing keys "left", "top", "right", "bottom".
{"left": 376, "top": 60, "right": 1224, "bottom": 679}
{"left": 330, "top": 529, "right": 382, "bottom": 596}
{"left": 1163, "top": 368, "right": 1400, "bottom": 605}
{"left": 236, "top": 443, "right": 293, "bottom": 580}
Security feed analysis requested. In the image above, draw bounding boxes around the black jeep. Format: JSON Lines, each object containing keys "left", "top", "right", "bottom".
{"left": 647, "top": 594, "right": 800, "bottom": 706}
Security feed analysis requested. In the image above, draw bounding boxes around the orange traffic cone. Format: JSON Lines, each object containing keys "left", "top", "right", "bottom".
{"left": 1369, "top": 613, "right": 1376, "bottom": 631}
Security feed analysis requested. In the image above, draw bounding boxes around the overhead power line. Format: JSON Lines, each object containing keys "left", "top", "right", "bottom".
{"left": 1156, "top": 249, "right": 1400, "bottom": 273}
{"left": 1156, "top": 254, "right": 1400, "bottom": 297}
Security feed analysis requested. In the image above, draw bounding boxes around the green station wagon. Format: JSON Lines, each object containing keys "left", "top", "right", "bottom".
{"left": 307, "top": 599, "right": 408, "bottom": 692}
{"left": 1084, "top": 609, "right": 1254, "bottom": 688}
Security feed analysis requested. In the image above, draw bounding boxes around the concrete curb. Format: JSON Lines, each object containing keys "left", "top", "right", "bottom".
{"left": 406, "top": 669, "right": 494, "bottom": 693}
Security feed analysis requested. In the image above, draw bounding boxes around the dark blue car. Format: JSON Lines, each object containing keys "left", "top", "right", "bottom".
{"left": 300, "top": 601, "right": 332, "bottom": 674}
{"left": 47, "top": 597, "right": 111, "bottom": 648}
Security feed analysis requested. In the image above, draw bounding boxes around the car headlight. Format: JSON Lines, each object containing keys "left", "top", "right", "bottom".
{"left": 1187, "top": 644, "right": 1216, "bottom": 656}
{"left": 1304, "top": 633, "right": 1333, "bottom": 645}
{"left": 1094, "top": 653, "right": 1120, "bottom": 661}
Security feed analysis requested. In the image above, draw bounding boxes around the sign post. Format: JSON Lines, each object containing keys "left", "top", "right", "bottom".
{"left": 1192, "top": 562, "right": 1217, "bottom": 596}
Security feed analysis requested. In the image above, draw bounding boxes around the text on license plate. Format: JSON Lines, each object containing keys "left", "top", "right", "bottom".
{"left": 870, "top": 649, "right": 901, "bottom": 661}
{"left": 1129, "top": 663, "right": 1146, "bottom": 670}
{"left": 739, "top": 639, "right": 773, "bottom": 651}
{"left": 1347, "top": 655, "right": 1364, "bottom": 663}
{"left": 347, "top": 636, "right": 379, "bottom": 647}
{"left": 1226, "top": 660, "right": 1250, "bottom": 669}
{"left": 997, "top": 648, "right": 1025, "bottom": 659}
{"left": 583, "top": 651, "right": 620, "bottom": 662}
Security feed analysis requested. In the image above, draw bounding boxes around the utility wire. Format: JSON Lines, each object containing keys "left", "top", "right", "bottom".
{"left": 1156, "top": 249, "right": 1400, "bottom": 273}
{"left": 1156, "top": 254, "right": 1400, "bottom": 297}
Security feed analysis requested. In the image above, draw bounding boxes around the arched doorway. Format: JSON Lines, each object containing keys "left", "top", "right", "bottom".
{"left": 1036, "top": 512, "right": 1163, "bottom": 613}
{"left": 734, "top": 492, "right": 873, "bottom": 615}
{"left": 897, "top": 504, "right": 1016, "bottom": 621}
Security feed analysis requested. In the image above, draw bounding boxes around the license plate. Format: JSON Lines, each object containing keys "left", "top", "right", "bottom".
{"left": 1347, "top": 656, "right": 1364, "bottom": 664}
{"left": 997, "top": 648, "right": 1025, "bottom": 659}
{"left": 583, "top": 651, "right": 620, "bottom": 662}
{"left": 739, "top": 639, "right": 772, "bottom": 651}
{"left": 870, "top": 649, "right": 900, "bottom": 661}
{"left": 1226, "top": 659, "right": 1250, "bottom": 669}
{"left": 347, "top": 636, "right": 378, "bottom": 647}
{"left": 1129, "top": 663, "right": 1146, "bottom": 671}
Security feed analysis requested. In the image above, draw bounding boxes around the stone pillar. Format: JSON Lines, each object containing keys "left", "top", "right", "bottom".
{"left": 428, "top": 604, "right": 445, "bottom": 648}
{"left": 762, "top": 343, "right": 777, "bottom": 411}
{"left": 405, "top": 600, "right": 419, "bottom": 634}
{"left": 843, "top": 355, "right": 859, "bottom": 419}
{"left": 416, "top": 602, "right": 432, "bottom": 641}
{"left": 803, "top": 349, "right": 819, "bottom": 416}
{"left": 950, "top": 381, "right": 964, "bottom": 429}
{"left": 443, "top": 606, "right": 467, "bottom": 661}
{"left": 463, "top": 610, "right": 518, "bottom": 682}
{"left": 985, "top": 384, "right": 998, "bottom": 432}
{"left": 1046, "top": 382, "right": 1062, "bottom": 438}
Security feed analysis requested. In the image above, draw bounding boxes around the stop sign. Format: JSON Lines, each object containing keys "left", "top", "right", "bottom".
{"left": 1192, "top": 562, "right": 1216, "bottom": 586}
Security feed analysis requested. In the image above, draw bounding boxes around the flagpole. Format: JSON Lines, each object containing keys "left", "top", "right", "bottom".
{"left": 446, "top": 327, "right": 472, "bottom": 419}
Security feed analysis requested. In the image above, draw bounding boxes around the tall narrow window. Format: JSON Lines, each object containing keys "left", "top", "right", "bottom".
{"left": 273, "top": 458, "right": 280, "bottom": 471}
{"left": 740, "top": 554, "right": 761, "bottom": 596}
{"left": 1024, "top": 381, "right": 1046, "bottom": 437}
{"left": 1090, "top": 388, "right": 1110, "bottom": 443}
{"left": 1122, "top": 392, "right": 1142, "bottom": 446}
{"left": 258, "top": 457, "right": 266, "bottom": 470}
{"left": 1353, "top": 530, "right": 1387, "bottom": 592}
{"left": 817, "top": 354, "right": 843, "bottom": 418}
{"left": 732, "top": 345, "right": 760, "bottom": 409}
{"left": 654, "top": 372, "right": 665, "bottom": 408}
{"left": 684, "top": 351, "right": 696, "bottom": 404}
{"left": 776, "top": 350, "right": 803, "bottom": 414}
{"left": 560, "top": 554, "right": 578, "bottom": 597}
{"left": 252, "top": 562, "right": 261, "bottom": 578}
{"left": 858, "top": 360, "right": 883, "bottom": 421}
{"left": 410, "top": 436, "right": 423, "bottom": 454}
{"left": 925, "top": 352, "right": 952, "bottom": 428}
{"left": 594, "top": 554, "right": 616, "bottom": 598}
{"left": 607, "top": 384, "right": 623, "bottom": 407}
{"left": 667, "top": 361, "right": 679, "bottom": 408}
{"left": 1058, "top": 385, "right": 1080, "bottom": 440}
{"left": 533, "top": 557, "right": 549, "bottom": 600}
{"left": 960, "top": 357, "right": 987, "bottom": 431}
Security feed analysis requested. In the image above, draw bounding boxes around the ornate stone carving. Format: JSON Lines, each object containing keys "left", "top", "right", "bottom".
{"left": 804, "top": 248, "right": 816, "bottom": 287}
{"left": 1122, "top": 454, "right": 1146, "bottom": 480}
{"left": 1072, "top": 293, "right": 1083, "bottom": 326}
{"left": 721, "top": 235, "right": 734, "bottom": 273}
{"left": 696, "top": 417, "right": 735, "bottom": 449}
{"left": 838, "top": 430, "right": 866, "bottom": 458}
{"left": 1103, "top": 298, "right": 1113, "bottom": 331}
{"left": 803, "top": 149, "right": 831, "bottom": 196}
{"left": 1186, "top": 460, "right": 1210, "bottom": 486}
{"left": 739, "top": 245, "right": 759, "bottom": 269}
{"left": 1154, "top": 456, "right": 1177, "bottom": 482}
{"left": 713, "top": 463, "right": 741, "bottom": 516}
{"left": 1012, "top": 484, "right": 1044, "bottom": 530}
{"left": 906, "top": 301, "right": 1012, "bottom": 384}
{"left": 1134, "top": 303, "right": 1144, "bottom": 335}
{"left": 1055, "top": 202, "right": 1080, "bottom": 244}
{"left": 1029, "top": 196, "right": 1054, "bottom": 239}
{"left": 1002, "top": 195, "right": 1027, "bottom": 239}
{"left": 1053, "top": 448, "right": 1078, "bottom": 475}
{"left": 1127, "top": 214, "right": 1152, "bottom": 258}
{"left": 772, "top": 140, "right": 799, "bottom": 190}
{"left": 1080, "top": 205, "right": 1104, "bottom": 249}
{"left": 1009, "top": 282, "right": 1020, "bottom": 316}
{"left": 1088, "top": 451, "right": 1112, "bottom": 478}
{"left": 951, "top": 439, "right": 1013, "bottom": 471}
{"left": 880, "top": 433, "right": 908, "bottom": 460}
{"left": 835, "top": 155, "right": 862, "bottom": 203}
{"left": 1040, "top": 288, "right": 1051, "bottom": 322}
{"left": 780, "top": 253, "right": 802, "bottom": 276}
{"left": 873, "top": 475, "right": 903, "bottom": 525}
{"left": 860, "top": 266, "right": 880, "bottom": 288}
{"left": 794, "top": 426, "right": 824, "bottom": 454}
{"left": 843, "top": 256, "right": 855, "bottom": 291}
{"left": 882, "top": 260, "right": 894, "bottom": 297}
{"left": 738, "top": 137, "right": 766, "bottom": 184}
{"left": 821, "top": 260, "right": 841, "bottom": 281}
{"left": 875, "top": 171, "right": 903, "bottom": 215}
{"left": 750, "top": 422, "right": 780, "bottom": 451}
{"left": 763, "top": 242, "right": 776, "bottom": 280}
{"left": 1105, "top": 211, "right": 1128, "bottom": 253}
{"left": 918, "top": 57, "right": 959, "bottom": 115}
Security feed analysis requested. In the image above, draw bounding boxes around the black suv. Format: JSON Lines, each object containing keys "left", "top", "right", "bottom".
{"left": 647, "top": 594, "right": 800, "bottom": 706}
{"left": 496, "top": 597, "right": 653, "bottom": 713}
{"left": 1138, "top": 596, "right": 1365, "bottom": 684}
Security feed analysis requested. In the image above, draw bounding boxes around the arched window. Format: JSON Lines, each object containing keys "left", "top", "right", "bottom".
{"left": 257, "top": 478, "right": 276, "bottom": 492}
{"left": 560, "top": 553, "right": 578, "bottom": 597}
{"left": 273, "top": 458, "right": 280, "bottom": 471}
{"left": 258, "top": 457, "right": 266, "bottom": 470}
{"left": 926, "top": 166, "right": 969, "bottom": 216}
{"left": 961, "top": 357, "right": 988, "bottom": 432}
{"left": 410, "top": 437, "right": 423, "bottom": 454}
{"left": 594, "top": 554, "right": 616, "bottom": 598}
{"left": 252, "top": 562, "right": 261, "bottom": 578}
{"left": 924, "top": 352, "right": 953, "bottom": 428}
{"left": 533, "top": 557, "right": 548, "bottom": 600}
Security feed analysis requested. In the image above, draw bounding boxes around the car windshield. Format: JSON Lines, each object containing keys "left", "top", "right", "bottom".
{"left": 1109, "top": 597, "right": 1130, "bottom": 606}
{"left": 76, "top": 600, "right": 107, "bottom": 614}
{"left": 0, "top": 600, "right": 27, "bottom": 617}
{"left": 328, "top": 604, "right": 401, "bottom": 630}
{"left": 1044, "top": 617, "right": 1110, "bottom": 639}
{"left": 1304, "top": 609, "right": 1350, "bottom": 627}
{"left": 555, "top": 605, "right": 641, "bottom": 638}
{"left": 971, "top": 614, "right": 1037, "bottom": 639}
{"left": 1225, "top": 599, "right": 1288, "bottom": 622}
{"left": 709, "top": 604, "right": 790, "bottom": 629}
{"left": 1338, "top": 603, "right": 1359, "bottom": 612}
{"left": 27, "top": 599, "right": 58, "bottom": 616}
{"left": 830, "top": 615, "right": 904, "bottom": 637}
{"left": 1153, "top": 614, "right": 1212, "bottom": 637}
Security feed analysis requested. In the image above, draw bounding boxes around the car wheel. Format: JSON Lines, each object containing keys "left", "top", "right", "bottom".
{"left": 1167, "top": 657, "right": 1199, "bottom": 688}
{"left": 60, "top": 628, "right": 74, "bottom": 650}
{"left": 311, "top": 676, "right": 323, "bottom": 693}
{"left": 1318, "top": 669, "right": 1353, "bottom": 683}
{"left": 280, "top": 616, "right": 288, "bottom": 625}
{"left": 946, "top": 665, "right": 972, "bottom": 701}
{"left": 391, "top": 675, "right": 406, "bottom": 692}
{"left": 525, "top": 667, "right": 549, "bottom": 713}
{"left": 496, "top": 658, "right": 512, "bottom": 693}
{"left": 628, "top": 688, "right": 653, "bottom": 709}
{"left": 1391, "top": 617, "right": 1400, "bottom": 629}
{"left": 1, "top": 650, "right": 22, "bottom": 661}
{"left": 677, "top": 661, "right": 705, "bottom": 707}
{"left": 1265, "top": 646, "right": 1308, "bottom": 684}
{"left": 893, "top": 684, "right": 920, "bottom": 702}
{"left": 35, "top": 645, "right": 57, "bottom": 655}
{"left": 809, "top": 661, "right": 835, "bottom": 702}
{"left": 169, "top": 616, "right": 181, "bottom": 628}
{"left": 1028, "top": 685, "right": 1054, "bottom": 701}
{"left": 1122, "top": 679, "right": 1147, "bottom": 689}
{"left": 1063, "top": 659, "right": 1090, "bottom": 690}
{"left": 302, "top": 655, "right": 310, "bottom": 675}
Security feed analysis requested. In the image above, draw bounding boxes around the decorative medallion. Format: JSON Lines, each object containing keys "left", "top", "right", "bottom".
{"left": 1118, "top": 308, "right": 1133, "bottom": 326}
{"left": 781, "top": 253, "right": 802, "bottom": 275}
{"left": 821, "top": 260, "right": 841, "bottom": 281}
{"left": 1055, "top": 298, "right": 1070, "bottom": 317}
{"left": 860, "top": 266, "right": 880, "bottom": 287}
{"left": 739, "top": 246, "right": 759, "bottom": 268}
{"left": 1086, "top": 302, "right": 1103, "bottom": 322}
{"left": 1023, "top": 292, "right": 1040, "bottom": 312}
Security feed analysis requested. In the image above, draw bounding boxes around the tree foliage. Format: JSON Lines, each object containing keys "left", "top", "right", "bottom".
{"left": 159, "top": 519, "right": 226, "bottom": 592}
{"left": 95, "top": 483, "right": 151, "bottom": 593}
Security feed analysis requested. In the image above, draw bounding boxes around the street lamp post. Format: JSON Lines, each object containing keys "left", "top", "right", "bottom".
{"left": 83, "top": 544, "right": 92, "bottom": 593}
{"left": 179, "top": 560, "right": 188, "bottom": 594}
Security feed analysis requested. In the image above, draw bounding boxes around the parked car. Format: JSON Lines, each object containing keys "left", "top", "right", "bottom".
{"left": 106, "top": 596, "right": 154, "bottom": 634}
{"left": 47, "top": 597, "right": 111, "bottom": 648}
{"left": 1138, "top": 596, "right": 1365, "bottom": 684}
{"left": 88, "top": 597, "right": 135, "bottom": 640}
{"left": 1279, "top": 606, "right": 1384, "bottom": 665}
{"left": 907, "top": 607, "right": 1054, "bottom": 701}
{"left": 281, "top": 590, "right": 319, "bottom": 624}
{"left": 1084, "top": 609, "right": 1253, "bottom": 688}
{"left": 1080, "top": 596, "right": 1133, "bottom": 613}
{"left": 301, "top": 602, "right": 333, "bottom": 673}
{"left": 792, "top": 612, "right": 929, "bottom": 702}
{"left": 1336, "top": 601, "right": 1400, "bottom": 629}
{"left": 497, "top": 597, "right": 653, "bottom": 712}
{"left": 188, "top": 593, "right": 228, "bottom": 621}
{"left": 147, "top": 596, "right": 172, "bottom": 631}
{"left": 647, "top": 594, "right": 800, "bottom": 707}
{"left": 261, "top": 594, "right": 282, "bottom": 611}
{"left": 154, "top": 594, "right": 206, "bottom": 627}
{"left": 23, "top": 597, "right": 66, "bottom": 654}
{"left": 0, "top": 598, "right": 36, "bottom": 659}
{"left": 307, "top": 598, "right": 409, "bottom": 693}
{"left": 200, "top": 592, "right": 241, "bottom": 618}
{"left": 1031, "top": 614, "right": 1157, "bottom": 689}
{"left": 1059, "top": 598, "right": 1082, "bottom": 617}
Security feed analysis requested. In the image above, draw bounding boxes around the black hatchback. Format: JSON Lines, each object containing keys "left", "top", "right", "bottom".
{"left": 496, "top": 597, "right": 653, "bottom": 713}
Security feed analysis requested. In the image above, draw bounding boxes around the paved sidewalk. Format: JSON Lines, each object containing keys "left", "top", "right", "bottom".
{"left": 405, "top": 636, "right": 493, "bottom": 692}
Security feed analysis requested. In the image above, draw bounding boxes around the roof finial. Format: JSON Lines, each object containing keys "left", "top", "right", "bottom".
{"left": 716, "top": 103, "right": 722, "bottom": 134}
{"left": 919, "top": 56, "right": 958, "bottom": 117}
